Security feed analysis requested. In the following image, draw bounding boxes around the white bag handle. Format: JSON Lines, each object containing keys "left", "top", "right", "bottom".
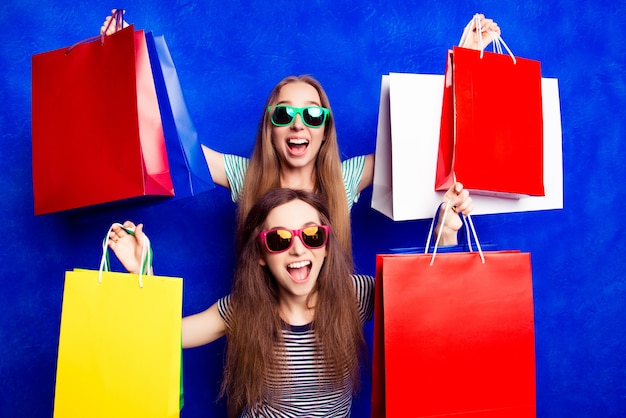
{"left": 459, "top": 13, "right": 517, "bottom": 64}
{"left": 425, "top": 200, "right": 485, "bottom": 265}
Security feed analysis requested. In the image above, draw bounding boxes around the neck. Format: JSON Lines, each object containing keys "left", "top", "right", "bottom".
{"left": 279, "top": 293, "right": 317, "bottom": 326}
{"left": 279, "top": 166, "right": 316, "bottom": 192}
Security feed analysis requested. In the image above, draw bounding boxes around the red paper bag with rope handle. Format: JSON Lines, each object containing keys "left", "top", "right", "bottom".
{"left": 32, "top": 17, "right": 173, "bottom": 215}
{"left": 371, "top": 208, "right": 536, "bottom": 417}
{"left": 435, "top": 23, "right": 544, "bottom": 198}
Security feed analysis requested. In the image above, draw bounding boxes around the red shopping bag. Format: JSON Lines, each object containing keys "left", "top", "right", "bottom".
{"left": 435, "top": 45, "right": 544, "bottom": 197}
{"left": 32, "top": 25, "right": 174, "bottom": 215}
{"left": 372, "top": 250, "right": 536, "bottom": 417}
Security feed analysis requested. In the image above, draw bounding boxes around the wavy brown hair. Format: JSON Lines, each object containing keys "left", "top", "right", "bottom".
{"left": 221, "top": 188, "right": 365, "bottom": 411}
{"left": 236, "top": 75, "right": 353, "bottom": 259}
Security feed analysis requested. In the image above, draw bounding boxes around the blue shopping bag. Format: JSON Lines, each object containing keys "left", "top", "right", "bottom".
{"left": 146, "top": 32, "right": 214, "bottom": 198}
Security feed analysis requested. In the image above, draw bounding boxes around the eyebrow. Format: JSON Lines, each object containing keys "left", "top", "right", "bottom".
{"left": 264, "top": 221, "right": 321, "bottom": 230}
{"left": 275, "top": 101, "right": 322, "bottom": 107}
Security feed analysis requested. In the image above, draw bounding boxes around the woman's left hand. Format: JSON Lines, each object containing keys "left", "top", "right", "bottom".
{"left": 459, "top": 14, "right": 501, "bottom": 50}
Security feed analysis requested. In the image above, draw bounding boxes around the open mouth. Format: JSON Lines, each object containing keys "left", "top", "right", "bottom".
{"left": 287, "top": 138, "right": 309, "bottom": 156}
{"left": 287, "top": 260, "right": 312, "bottom": 283}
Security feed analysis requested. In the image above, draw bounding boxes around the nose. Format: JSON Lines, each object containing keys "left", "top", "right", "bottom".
{"left": 289, "top": 235, "right": 307, "bottom": 254}
{"left": 290, "top": 113, "right": 305, "bottom": 130}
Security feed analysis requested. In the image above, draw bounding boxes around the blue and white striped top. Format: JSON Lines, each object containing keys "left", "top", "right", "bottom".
{"left": 217, "top": 274, "right": 375, "bottom": 418}
{"left": 223, "top": 154, "right": 367, "bottom": 210}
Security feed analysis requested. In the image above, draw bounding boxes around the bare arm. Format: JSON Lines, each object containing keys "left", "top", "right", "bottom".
{"left": 108, "top": 220, "right": 227, "bottom": 348}
{"left": 182, "top": 302, "right": 227, "bottom": 348}
{"left": 201, "top": 144, "right": 229, "bottom": 188}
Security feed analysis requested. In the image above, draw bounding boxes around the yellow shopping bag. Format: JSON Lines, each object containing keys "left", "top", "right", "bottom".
{"left": 53, "top": 226, "right": 183, "bottom": 418}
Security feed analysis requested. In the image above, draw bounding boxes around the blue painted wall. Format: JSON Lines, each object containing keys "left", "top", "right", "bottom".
{"left": 2, "top": 0, "right": 625, "bottom": 416}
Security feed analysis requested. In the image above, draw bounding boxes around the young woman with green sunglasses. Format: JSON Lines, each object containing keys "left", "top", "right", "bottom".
{"left": 101, "top": 13, "right": 500, "bottom": 257}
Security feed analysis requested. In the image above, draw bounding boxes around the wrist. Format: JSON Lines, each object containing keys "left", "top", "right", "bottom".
{"left": 436, "top": 225, "right": 459, "bottom": 246}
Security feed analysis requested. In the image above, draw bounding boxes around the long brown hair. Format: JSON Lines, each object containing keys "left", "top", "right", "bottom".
{"left": 221, "top": 188, "right": 365, "bottom": 409}
{"left": 236, "top": 75, "right": 353, "bottom": 258}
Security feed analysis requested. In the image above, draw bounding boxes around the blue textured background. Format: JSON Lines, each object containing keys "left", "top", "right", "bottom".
{"left": 2, "top": 0, "right": 625, "bottom": 417}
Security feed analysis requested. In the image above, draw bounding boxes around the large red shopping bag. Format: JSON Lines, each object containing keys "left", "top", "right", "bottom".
{"left": 435, "top": 44, "right": 544, "bottom": 197}
{"left": 32, "top": 24, "right": 174, "bottom": 215}
{"left": 372, "top": 250, "right": 536, "bottom": 417}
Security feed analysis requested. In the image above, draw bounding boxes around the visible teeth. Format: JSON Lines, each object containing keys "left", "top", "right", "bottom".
{"left": 287, "top": 260, "right": 311, "bottom": 269}
{"left": 288, "top": 139, "right": 309, "bottom": 145}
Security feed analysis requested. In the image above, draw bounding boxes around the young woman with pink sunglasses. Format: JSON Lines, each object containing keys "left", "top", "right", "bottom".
{"left": 110, "top": 188, "right": 372, "bottom": 417}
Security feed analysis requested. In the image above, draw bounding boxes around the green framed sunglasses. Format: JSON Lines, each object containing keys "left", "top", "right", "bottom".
{"left": 267, "top": 105, "right": 329, "bottom": 128}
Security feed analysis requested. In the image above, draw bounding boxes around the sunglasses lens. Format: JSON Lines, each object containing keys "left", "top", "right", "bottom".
{"left": 270, "top": 106, "right": 327, "bottom": 127}
{"left": 301, "top": 226, "right": 327, "bottom": 248}
{"left": 265, "top": 229, "right": 294, "bottom": 252}
{"left": 261, "top": 226, "right": 328, "bottom": 253}
{"left": 303, "top": 107, "right": 326, "bottom": 127}
{"left": 271, "top": 106, "right": 294, "bottom": 126}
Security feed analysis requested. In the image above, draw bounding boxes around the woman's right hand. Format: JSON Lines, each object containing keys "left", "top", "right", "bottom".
{"left": 100, "top": 9, "right": 129, "bottom": 36}
{"left": 107, "top": 221, "right": 148, "bottom": 274}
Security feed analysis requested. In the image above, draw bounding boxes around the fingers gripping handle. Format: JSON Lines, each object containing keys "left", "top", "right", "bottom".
{"left": 99, "top": 223, "right": 152, "bottom": 288}
{"left": 472, "top": 13, "right": 516, "bottom": 63}
{"left": 425, "top": 200, "right": 485, "bottom": 265}
{"left": 100, "top": 9, "right": 125, "bottom": 43}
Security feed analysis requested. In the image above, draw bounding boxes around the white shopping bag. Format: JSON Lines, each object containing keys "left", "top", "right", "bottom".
{"left": 371, "top": 72, "right": 563, "bottom": 221}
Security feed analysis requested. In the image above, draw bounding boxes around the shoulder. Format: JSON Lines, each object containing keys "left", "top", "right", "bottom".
{"left": 223, "top": 155, "right": 250, "bottom": 201}
{"left": 341, "top": 155, "right": 367, "bottom": 175}
{"left": 352, "top": 273, "right": 374, "bottom": 292}
{"left": 341, "top": 156, "right": 367, "bottom": 207}
{"left": 217, "top": 295, "right": 232, "bottom": 326}
{"left": 223, "top": 154, "right": 250, "bottom": 170}
{"left": 352, "top": 274, "right": 375, "bottom": 323}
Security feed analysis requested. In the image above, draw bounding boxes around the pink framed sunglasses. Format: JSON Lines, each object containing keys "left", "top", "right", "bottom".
{"left": 258, "top": 225, "right": 330, "bottom": 253}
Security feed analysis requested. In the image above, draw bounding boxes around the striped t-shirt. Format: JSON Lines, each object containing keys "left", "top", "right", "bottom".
{"left": 223, "top": 154, "right": 367, "bottom": 210}
{"left": 217, "top": 274, "right": 375, "bottom": 417}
